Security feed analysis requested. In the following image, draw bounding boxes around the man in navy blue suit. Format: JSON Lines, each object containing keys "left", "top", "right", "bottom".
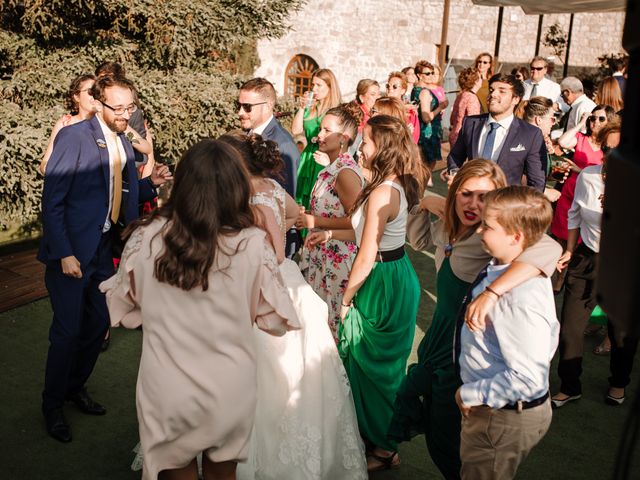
{"left": 238, "top": 78, "right": 301, "bottom": 257}
{"left": 38, "top": 75, "right": 171, "bottom": 442}
{"left": 447, "top": 73, "right": 547, "bottom": 191}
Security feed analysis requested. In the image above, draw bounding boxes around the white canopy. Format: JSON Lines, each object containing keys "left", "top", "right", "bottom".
{"left": 471, "top": 0, "right": 626, "bottom": 14}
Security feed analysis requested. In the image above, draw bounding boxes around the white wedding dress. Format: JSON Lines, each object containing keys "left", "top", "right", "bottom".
{"left": 237, "top": 179, "right": 367, "bottom": 479}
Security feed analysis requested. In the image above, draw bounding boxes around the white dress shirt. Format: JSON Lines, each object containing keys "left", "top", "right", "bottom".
{"left": 97, "top": 115, "right": 127, "bottom": 232}
{"left": 459, "top": 262, "right": 560, "bottom": 408}
{"left": 477, "top": 114, "right": 514, "bottom": 161}
{"left": 523, "top": 77, "right": 562, "bottom": 103}
{"left": 567, "top": 164, "right": 604, "bottom": 253}
{"left": 252, "top": 115, "right": 274, "bottom": 135}
{"left": 566, "top": 94, "right": 597, "bottom": 134}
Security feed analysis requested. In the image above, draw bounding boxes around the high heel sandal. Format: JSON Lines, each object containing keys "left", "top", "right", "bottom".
{"left": 367, "top": 451, "right": 400, "bottom": 472}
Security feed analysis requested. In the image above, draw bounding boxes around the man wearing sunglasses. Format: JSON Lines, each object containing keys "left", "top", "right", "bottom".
{"left": 523, "top": 56, "right": 565, "bottom": 111}
{"left": 560, "top": 76, "right": 597, "bottom": 134}
{"left": 38, "top": 75, "right": 171, "bottom": 443}
{"left": 238, "top": 78, "right": 300, "bottom": 257}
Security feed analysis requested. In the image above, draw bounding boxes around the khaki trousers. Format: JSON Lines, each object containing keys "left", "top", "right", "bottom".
{"left": 460, "top": 399, "right": 552, "bottom": 480}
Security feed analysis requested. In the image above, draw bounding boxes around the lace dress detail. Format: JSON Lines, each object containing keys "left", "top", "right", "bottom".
{"left": 236, "top": 179, "right": 367, "bottom": 480}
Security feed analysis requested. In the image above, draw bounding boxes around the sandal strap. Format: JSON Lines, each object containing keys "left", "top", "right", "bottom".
{"left": 368, "top": 451, "right": 398, "bottom": 466}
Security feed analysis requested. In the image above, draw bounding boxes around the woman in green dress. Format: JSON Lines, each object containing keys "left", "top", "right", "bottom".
{"left": 387, "top": 159, "right": 562, "bottom": 479}
{"left": 308, "top": 115, "right": 428, "bottom": 471}
{"left": 292, "top": 68, "right": 342, "bottom": 210}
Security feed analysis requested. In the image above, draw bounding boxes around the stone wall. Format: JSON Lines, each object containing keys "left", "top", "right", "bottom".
{"left": 254, "top": 0, "right": 625, "bottom": 98}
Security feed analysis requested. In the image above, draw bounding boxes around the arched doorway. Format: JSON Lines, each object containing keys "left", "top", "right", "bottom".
{"left": 284, "top": 54, "right": 319, "bottom": 100}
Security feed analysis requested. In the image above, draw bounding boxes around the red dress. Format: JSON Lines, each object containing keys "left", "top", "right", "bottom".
{"left": 550, "top": 133, "right": 603, "bottom": 241}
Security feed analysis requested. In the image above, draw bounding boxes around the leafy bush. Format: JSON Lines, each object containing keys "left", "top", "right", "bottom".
{"left": 0, "top": 0, "right": 305, "bottom": 242}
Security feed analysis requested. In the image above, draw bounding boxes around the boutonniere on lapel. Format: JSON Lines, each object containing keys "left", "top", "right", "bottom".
{"left": 510, "top": 143, "right": 526, "bottom": 152}
{"left": 96, "top": 139, "right": 107, "bottom": 149}
{"left": 126, "top": 132, "right": 140, "bottom": 145}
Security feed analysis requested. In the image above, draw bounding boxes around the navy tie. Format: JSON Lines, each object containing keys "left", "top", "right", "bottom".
{"left": 453, "top": 264, "right": 490, "bottom": 377}
{"left": 481, "top": 122, "right": 499, "bottom": 160}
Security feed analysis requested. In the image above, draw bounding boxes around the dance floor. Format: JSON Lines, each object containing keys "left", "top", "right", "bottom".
{"left": 1, "top": 167, "right": 638, "bottom": 479}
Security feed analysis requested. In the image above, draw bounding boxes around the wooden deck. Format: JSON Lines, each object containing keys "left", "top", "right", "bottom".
{"left": 0, "top": 249, "right": 47, "bottom": 313}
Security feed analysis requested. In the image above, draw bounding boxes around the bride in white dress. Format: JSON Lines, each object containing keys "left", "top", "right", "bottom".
{"left": 223, "top": 133, "right": 367, "bottom": 480}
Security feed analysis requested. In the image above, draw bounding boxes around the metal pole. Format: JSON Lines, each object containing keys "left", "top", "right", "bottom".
{"left": 494, "top": 6, "right": 504, "bottom": 68}
{"left": 439, "top": 0, "right": 451, "bottom": 70}
{"left": 535, "top": 14, "right": 544, "bottom": 56}
{"left": 563, "top": 13, "right": 575, "bottom": 77}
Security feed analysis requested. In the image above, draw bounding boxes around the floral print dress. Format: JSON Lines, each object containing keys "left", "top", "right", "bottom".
{"left": 299, "top": 153, "right": 364, "bottom": 341}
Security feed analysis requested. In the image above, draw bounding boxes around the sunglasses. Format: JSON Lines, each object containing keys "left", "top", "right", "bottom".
{"left": 589, "top": 115, "right": 607, "bottom": 123}
{"left": 420, "top": 71, "right": 434, "bottom": 76}
{"left": 235, "top": 100, "right": 267, "bottom": 113}
{"left": 477, "top": 60, "right": 491, "bottom": 65}
{"left": 387, "top": 84, "right": 402, "bottom": 90}
{"left": 530, "top": 66, "right": 546, "bottom": 71}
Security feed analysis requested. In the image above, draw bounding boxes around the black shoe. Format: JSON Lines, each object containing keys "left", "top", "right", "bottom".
{"left": 44, "top": 408, "right": 72, "bottom": 443}
{"left": 67, "top": 389, "right": 106, "bottom": 415}
{"left": 100, "top": 336, "right": 110, "bottom": 352}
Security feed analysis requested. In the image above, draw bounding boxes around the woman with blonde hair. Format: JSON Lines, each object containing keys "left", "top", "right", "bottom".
{"left": 386, "top": 72, "right": 420, "bottom": 143}
{"left": 293, "top": 68, "right": 342, "bottom": 209}
{"left": 388, "top": 159, "right": 561, "bottom": 478}
{"left": 449, "top": 67, "right": 482, "bottom": 148}
{"left": 474, "top": 52, "right": 494, "bottom": 112}
{"left": 595, "top": 77, "right": 624, "bottom": 113}
{"left": 355, "top": 79, "right": 381, "bottom": 130}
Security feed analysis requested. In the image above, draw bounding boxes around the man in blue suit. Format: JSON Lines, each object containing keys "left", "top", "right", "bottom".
{"left": 38, "top": 75, "right": 171, "bottom": 442}
{"left": 238, "top": 78, "right": 301, "bottom": 257}
{"left": 447, "top": 73, "right": 547, "bottom": 192}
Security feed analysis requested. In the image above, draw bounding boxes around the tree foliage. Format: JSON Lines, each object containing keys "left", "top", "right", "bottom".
{"left": 0, "top": 0, "right": 304, "bottom": 240}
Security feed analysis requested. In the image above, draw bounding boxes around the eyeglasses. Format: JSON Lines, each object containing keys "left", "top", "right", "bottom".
{"left": 235, "top": 101, "right": 268, "bottom": 113}
{"left": 477, "top": 60, "right": 491, "bottom": 65}
{"left": 530, "top": 66, "right": 546, "bottom": 71}
{"left": 100, "top": 101, "right": 137, "bottom": 116}
{"left": 80, "top": 88, "right": 93, "bottom": 94}
{"left": 387, "top": 84, "right": 402, "bottom": 90}
{"left": 589, "top": 115, "right": 607, "bottom": 123}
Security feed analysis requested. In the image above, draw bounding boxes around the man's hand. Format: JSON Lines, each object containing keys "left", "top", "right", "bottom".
{"left": 557, "top": 250, "right": 573, "bottom": 272}
{"left": 61, "top": 255, "right": 82, "bottom": 279}
{"left": 455, "top": 388, "right": 471, "bottom": 418}
{"left": 150, "top": 164, "right": 172, "bottom": 187}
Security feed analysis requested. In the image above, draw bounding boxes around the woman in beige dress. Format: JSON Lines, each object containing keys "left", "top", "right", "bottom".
{"left": 100, "top": 139, "right": 299, "bottom": 480}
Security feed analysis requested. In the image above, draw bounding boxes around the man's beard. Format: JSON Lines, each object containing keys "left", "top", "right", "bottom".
{"left": 105, "top": 117, "right": 128, "bottom": 133}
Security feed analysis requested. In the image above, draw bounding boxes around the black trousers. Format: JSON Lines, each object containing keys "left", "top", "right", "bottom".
{"left": 558, "top": 243, "right": 639, "bottom": 395}
{"left": 42, "top": 233, "right": 114, "bottom": 413}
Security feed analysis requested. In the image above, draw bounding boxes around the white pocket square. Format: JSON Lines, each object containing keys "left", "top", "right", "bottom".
{"left": 510, "top": 144, "right": 526, "bottom": 152}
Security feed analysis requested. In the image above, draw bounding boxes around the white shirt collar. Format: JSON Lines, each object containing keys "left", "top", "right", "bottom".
{"left": 487, "top": 113, "right": 514, "bottom": 130}
{"left": 612, "top": 72, "right": 623, "bottom": 77}
{"left": 253, "top": 115, "right": 274, "bottom": 135}
{"left": 571, "top": 94, "right": 589, "bottom": 107}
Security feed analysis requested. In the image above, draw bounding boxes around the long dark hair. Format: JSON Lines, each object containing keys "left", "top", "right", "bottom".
{"left": 352, "top": 114, "right": 427, "bottom": 212}
{"left": 65, "top": 74, "right": 95, "bottom": 113}
{"left": 124, "top": 139, "right": 255, "bottom": 291}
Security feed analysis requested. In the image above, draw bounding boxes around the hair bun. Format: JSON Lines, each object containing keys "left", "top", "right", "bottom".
{"left": 247, "top": 133, "right": 284, "bottom": 177}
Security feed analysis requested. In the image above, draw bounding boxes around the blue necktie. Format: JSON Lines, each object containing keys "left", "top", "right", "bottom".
{"left": 481, "top": 122, "right": 499, "bottom": 160}
{"left": 453, "top": 264, "right": 490, "bottom": 377}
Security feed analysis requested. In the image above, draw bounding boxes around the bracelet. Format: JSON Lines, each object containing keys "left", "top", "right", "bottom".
{"left": 341, "top": 301, "right": 352, "bottom": 308}
{"left": 327, "top": 230, "right": 333, "bottom": 240}
{"left": 484, "top": 286, "right": 501, "bottom": 299}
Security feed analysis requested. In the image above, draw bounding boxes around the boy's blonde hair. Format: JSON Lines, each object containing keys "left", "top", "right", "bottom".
{"left": 482, "top": 186, "right": 552, "bottom": 249}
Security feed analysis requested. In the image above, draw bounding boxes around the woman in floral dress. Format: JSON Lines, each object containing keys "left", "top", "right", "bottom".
{"left": 298, "top": 106, "right": 364, "bottom": 340}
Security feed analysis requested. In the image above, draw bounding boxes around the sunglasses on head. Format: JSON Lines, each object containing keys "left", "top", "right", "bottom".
{"left": 235, "top": 100, "right": 267, "bottom": 113}
{"left": 530, "top": 66, "right": 545, "bottom": 71}
{"left": 589, "top": 115, "right": 607, "bottom": 123}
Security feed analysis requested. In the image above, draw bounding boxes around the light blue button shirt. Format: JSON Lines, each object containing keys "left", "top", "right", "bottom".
{"left": 459, "top": 261, "right": 559, "bottom": 409}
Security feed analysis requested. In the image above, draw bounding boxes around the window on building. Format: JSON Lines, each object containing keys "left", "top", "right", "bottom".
{"left": 285, "top": 54, "right": 319, "bottom": 99}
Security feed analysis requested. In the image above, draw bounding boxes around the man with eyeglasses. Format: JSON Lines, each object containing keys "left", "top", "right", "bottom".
{"left": 560, "top": 76, "right": 597, "bottom": 134}
{"left": 238, "top": 77, "right": 301, "bottom": 258}
{"left": 523, "top": 56, "right": 565, "bottom": 111}
{"left": 38, "top": 75, "right": 171, "bottom": 443}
